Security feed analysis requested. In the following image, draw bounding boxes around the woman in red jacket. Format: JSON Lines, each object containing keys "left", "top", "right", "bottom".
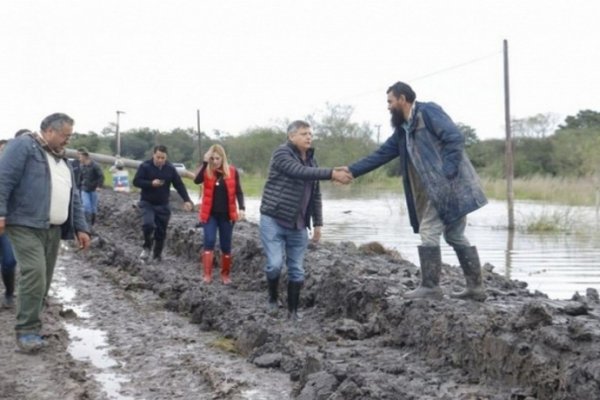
{"left": 194, "top": 144, "right": 245, "bottom": 284}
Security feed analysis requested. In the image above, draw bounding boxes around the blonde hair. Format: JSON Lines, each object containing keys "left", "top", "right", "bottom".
{"left": 206, "top": 144, "right": 231, "bottom": 179}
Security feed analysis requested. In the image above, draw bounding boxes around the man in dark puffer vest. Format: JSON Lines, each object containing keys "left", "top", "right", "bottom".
{"left": 259, "top": 120, "right": 352, "bottom": 321}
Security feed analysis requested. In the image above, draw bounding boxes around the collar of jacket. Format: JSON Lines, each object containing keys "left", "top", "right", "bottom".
{"left": 285, "top": 140, "right": 315, "bottom": 160}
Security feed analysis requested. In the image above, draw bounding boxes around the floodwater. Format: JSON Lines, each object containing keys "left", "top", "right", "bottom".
{"left": 243, "top": 193, "right": 600, "bottom": 300}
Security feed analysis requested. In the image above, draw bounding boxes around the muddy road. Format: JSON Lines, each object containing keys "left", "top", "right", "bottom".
{"left": 1, "top": 189, "right": 600, "bottom": 399}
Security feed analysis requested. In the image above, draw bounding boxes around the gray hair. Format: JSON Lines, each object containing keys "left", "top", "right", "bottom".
{"left": 287, "top": 120, "right": 311, "bottom": 136}
{"left": 40, "top": 113, "right": 74, "bottom": 132}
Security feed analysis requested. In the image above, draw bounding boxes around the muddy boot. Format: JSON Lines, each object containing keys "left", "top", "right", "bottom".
{"left": 220, "top": 254, "right": 232, "bottom": 285}
{"left": 202, "top": 251, "right": 214, "bottom": 283}
{"left": 153, "top": 239, "right": 164, "bottom": 262}
{"left": 1, "top": 269, "right": 15, "bottom": 309}
{"left": 140, "top": 231, "right": 153, "bottom": 262}
{"left": 287, "top": 281, "right": 303, "bottom": 321}
{"left": 267, "top": 276, "right": 279, "bottom": 314}
{"left": 451, "top": 246, "right": 487, "bottom": 302}
{"left": 404, "top": 246, "right": 443, "bottom": 300}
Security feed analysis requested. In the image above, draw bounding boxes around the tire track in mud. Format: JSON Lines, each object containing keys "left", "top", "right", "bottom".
{"left": 55, "top": 250, "right": 292, "bottom": 399}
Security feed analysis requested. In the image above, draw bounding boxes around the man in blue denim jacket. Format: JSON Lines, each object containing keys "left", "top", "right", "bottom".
{"left": 347, "top": 82, "right": 488, "bottom": 302}
{"left": 0, "top": 113, "right": 91, "bottom": 352}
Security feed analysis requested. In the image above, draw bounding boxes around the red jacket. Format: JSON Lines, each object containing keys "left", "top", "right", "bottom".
{"left": 198, "top": 165, "right": 239, "bottom": 223}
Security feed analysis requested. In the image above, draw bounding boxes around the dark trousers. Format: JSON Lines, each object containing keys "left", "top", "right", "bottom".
{"left": 139, "top": 201, "right": 171, "bottom": 245}
{"left": 202, "top": 213, "right": 234, "bottom": 253}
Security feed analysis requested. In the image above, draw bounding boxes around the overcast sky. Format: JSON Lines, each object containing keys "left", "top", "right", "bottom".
{"left": 2, "top": 0, "right": 599, "bottom": 141}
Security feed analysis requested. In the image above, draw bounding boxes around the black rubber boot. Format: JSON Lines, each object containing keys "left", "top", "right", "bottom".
{"left": 1, "top": 269, "right": 15, "bottom": 308}
{"left": 153, "top": 239, "right": 164, "bottom": 262}
{"left": 267, "top": 276, "right": 279, "bottom": 314}
{"left": 91, "top": 213, "right": 96, "bottom": 226}
{"left": 287, "top": 281, "right": 303, "bottom": 321}
{"left": 451, "top": 246, "right": 487, "bottom": 302}
{"left": 140, "top": 230, "right": 154, "bottom": 262}
{"left": 404, "top": 246, "right": 443, "bottom": 300}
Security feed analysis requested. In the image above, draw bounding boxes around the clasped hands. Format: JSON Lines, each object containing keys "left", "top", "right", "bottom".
{"left": 331, "top": 166, "right": 353, "bottom": 185}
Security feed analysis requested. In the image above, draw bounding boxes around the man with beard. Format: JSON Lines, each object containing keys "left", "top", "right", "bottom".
{"left": 344, "top": 81, "right": 488, "bottom": 301}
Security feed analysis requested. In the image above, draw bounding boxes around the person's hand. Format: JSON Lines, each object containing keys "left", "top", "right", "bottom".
{"left": 203, "top": 150, "right": 213, "bottom": 162}
{"left": 312, "top": 226, "right": 322, "bottom": 243}
{"left": 183, "top": 201, "right": 194, "bottom": 212}
{"left": 77, "top": 231, "right": 91, "bottom": 250}
{"left": 238, "top": 210, "right": 246, "bottom": 221}
{"left": 332, "top": 167, "right": 353, "bottom": 184}
{"left": 151, "top": 179, "right": 164, "bottom": 187}
{"left": 0, "top": 218, "right": 5, "bottom": 236}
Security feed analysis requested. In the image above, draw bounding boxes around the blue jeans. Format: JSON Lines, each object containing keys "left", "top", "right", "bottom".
{"left": 203, "top": 214, "right": 234, "bottom": 253}
{"left": 259, "top": 214, "right": 308, "bottom": 282}
{"left": 0, "top": 234, "right": 17, "bottom": 274}
{"left": 81, "top": 190, "right": 99, "bottom": 214}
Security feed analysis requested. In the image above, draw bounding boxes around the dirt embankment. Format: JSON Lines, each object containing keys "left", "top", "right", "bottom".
{"left": 2, "top": 188, "right": 600, "bottom": 399}
{"left": 80, "top": 190, "right": 599, "bottom": 399}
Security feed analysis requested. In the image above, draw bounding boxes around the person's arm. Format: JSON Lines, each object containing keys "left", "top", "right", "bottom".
{"left": 132, "top": 163, "right": 153, "bottom": 189}
{"left": 95, "top": 163, "right": 105, "bottom": 188}
{"left": 0, "top": 138, "right": 29, "bottom": 219}
{"left": 311, "top": 181, "right": 323, "bottom": 242}
{"left": 234, "top": 169, "right": 245, "bottom": 220}
{"left": 234, "top": 169, "right": 245, "bottom": 211}
{"left": 71, "top": 184, "right": 90, "bottom": 234}
{"left": 171, "top": 167, "right": 193, "bottom": 204}
{"left": 348, "top": 132, "right": 401, "bottom": 178}
{"left": 193, "top": 162, "right": 208, "bottom": 184}
{"left": 271, "top": 147, "right": 332, "bottom": 181}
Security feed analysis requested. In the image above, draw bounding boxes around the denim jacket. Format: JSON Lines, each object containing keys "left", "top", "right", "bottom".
{"left": 0, "top": 135, "right": 89, "bottom": 239}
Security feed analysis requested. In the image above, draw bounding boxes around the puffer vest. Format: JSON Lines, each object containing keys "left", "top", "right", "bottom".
{"left": 199, "top": 165, "right": 238, "bottom": 223}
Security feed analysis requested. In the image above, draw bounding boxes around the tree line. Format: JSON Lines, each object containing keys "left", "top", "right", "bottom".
{"left": 70, "top": 106, "right": 600, "bottom": 180}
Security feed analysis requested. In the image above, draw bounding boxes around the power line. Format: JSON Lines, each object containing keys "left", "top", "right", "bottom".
{"left": 410, "top": 51, "right": 501, "bottom": 82}
{"left": 334, "top": 50, "right": 502, "bottom": 102}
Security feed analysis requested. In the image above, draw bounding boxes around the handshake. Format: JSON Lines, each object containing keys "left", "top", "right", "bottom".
{"left": 331, "top": 166, "right": 353, "bottom": 184}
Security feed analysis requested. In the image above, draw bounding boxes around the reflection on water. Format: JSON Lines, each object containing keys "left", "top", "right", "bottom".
{"left": 243, "top": 194, "right": 600, "bottom": 300}
{"left": 51, "top": 263, "right": 135, "bottom": 400}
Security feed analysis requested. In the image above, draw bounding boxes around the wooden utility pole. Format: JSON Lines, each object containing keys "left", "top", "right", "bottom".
{"left": 504, "top": 39, "right": 515, "bottom": 230}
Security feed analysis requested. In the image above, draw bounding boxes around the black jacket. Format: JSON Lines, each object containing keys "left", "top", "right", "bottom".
{"left": 80, "top": 161, "right": 104, "bottom": 192}
{"left": 133, "top": 159, "right": 192, "bottom": 206}
{"left": 260, "top": 142, "right": 332, "bottom": 228}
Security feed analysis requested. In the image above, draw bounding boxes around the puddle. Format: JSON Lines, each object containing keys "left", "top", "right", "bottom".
{"left": 51, "top": 263, "right": 134, "bottom": 400}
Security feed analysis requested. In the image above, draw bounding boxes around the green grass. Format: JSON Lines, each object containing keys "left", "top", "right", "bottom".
{"left": 481, "top": 175, "right": 599, "bottom": 207}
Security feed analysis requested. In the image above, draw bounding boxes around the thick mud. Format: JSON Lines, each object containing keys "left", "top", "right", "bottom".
{"left": 2, "top": 189, "right": 600, "bottom": 399}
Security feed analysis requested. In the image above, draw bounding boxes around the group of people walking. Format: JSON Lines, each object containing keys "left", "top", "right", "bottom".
{"left": 0, "top": 80, "right": 488, "bottom": 354}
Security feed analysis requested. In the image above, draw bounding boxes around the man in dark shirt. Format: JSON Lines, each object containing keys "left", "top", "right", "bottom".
{"left": 79, "top": 149, "right": 104, "bottom": 227}
{"left": 133, "top": 145, "right": 194, "bottom": 262}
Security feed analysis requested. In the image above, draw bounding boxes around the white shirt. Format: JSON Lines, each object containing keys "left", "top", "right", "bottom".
{"left": 46, "top": 153, "right": 72, "bottom": 225}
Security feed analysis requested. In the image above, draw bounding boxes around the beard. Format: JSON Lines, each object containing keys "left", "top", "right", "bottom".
{"left": 390, "top": 109, "right": 406, "bottom": 130}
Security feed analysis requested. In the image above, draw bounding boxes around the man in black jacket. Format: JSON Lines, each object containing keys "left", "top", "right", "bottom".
{"left": 259, "top": 120, "right": 352, "bottom": 320}
{"left": 133, "top": 145, "right": 193, "bottom": 263}
{"left": 79, "top": 149, "right": 104, "bottom": 227}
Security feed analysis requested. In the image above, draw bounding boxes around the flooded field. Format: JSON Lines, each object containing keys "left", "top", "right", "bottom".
{"left": 244, "top": 195, "right": 600, "bottom": 299}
